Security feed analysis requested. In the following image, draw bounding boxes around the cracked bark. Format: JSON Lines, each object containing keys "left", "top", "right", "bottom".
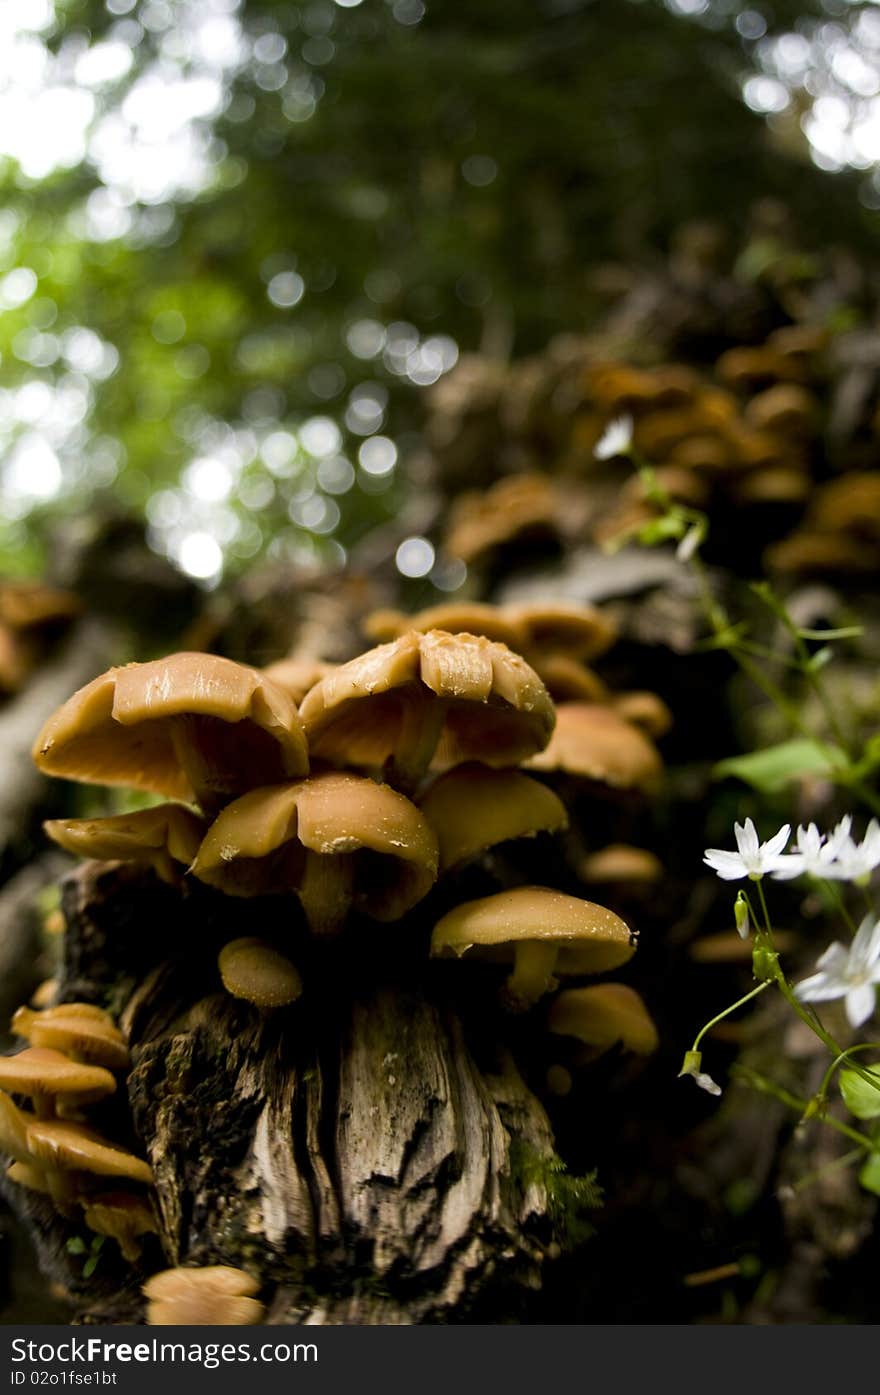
{"left": 5, "top": 862, "right": 557, "bottom": 1325}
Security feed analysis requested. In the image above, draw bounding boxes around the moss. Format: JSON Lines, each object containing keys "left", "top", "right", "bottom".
{"left": 510, "top": 1143, "right": 603, "bottom": 1251}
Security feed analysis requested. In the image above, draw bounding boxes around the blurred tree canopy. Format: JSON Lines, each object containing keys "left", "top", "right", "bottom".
{"left": 1, "top": 0, "right": 878, "bottom": 584}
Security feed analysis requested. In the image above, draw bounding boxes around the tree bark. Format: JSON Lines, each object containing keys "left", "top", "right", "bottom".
{"left": 6, "top": 863, "right": 559, "bottom": 1325}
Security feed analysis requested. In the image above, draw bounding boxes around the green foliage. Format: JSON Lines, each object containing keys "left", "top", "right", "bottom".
{"left": 714, "top": 738, "right": 847, "bottom": 795}
{"left": 512, "top": 1144, "right": 603, "bottom": 1250}
{"left": 839, "top": 1067, "right": 880, "bottom": 1121}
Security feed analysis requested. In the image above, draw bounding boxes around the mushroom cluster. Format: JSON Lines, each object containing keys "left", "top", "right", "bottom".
{"left": 0, "top": 1001, "right": 155, "bottom": 1261}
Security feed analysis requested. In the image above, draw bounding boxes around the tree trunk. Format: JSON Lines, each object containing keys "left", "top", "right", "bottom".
{"left": 7, "top": 863, "right": 559, "bottom": 1325}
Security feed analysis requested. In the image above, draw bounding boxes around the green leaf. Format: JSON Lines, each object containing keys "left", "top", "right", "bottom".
{"left": 840, "top": 1067, "right": 880, "bottom": 1120}
{"left": 714, "top": 738, "right": 846, "bottom": 795}
{"left": 65, "top": 1237, "right": 87, "bottom": 1256}
{"left": 82, "top": 1256, "right": 99, "bottom": 1279}
{"left": 858, "top": 1152, "right": 880, "bottom": 1196}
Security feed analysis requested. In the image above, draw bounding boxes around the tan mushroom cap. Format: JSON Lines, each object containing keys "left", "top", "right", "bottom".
{"left": 611, "top": 691, "right": 673, "bottom": 739}
{"left": 527, "top": 703, "right": 662, "bottom": 791}
{"left": 218, "top": 938, "right": 303, "bottom": 1008}
{"left": 0, "top": 625, "right": 35, "bottom": 693}
{"left": 733, "top": 467, "right": 810, "bottom": 505}
{"left": 530, "top": 654, "right": 609, "bottom": 704}
{"left": 547, "top": 984, "right": 659, "bottom": 1056}
{"left": 431, "top": 886, "right": 636, "bottom": 1008}
{"left": 143, "top": 1266, "right": 264, "bottom": 1326}
{"left": 744, "top": 384, "right": 816, "bottom": 435}
{"left": 0, "top": 1048, "right": 116, "bottom": 1108}
{"left": 6, "top": 1161, "right": 50, "bottom": 1193}
{"left": 32, "top": 652, "right": 309, "bottom": 811}
{"left": 0, "top": 582, "right": 81, "bottom": 630}
{"left": 83, "top": 1192, "right": 157, "bottom": 1262}
{"left": 12, "top": 1005, "right": 129, "bottom": 1071}
{"left": 0, "top": 1090, "right": 33, "bottom": 1164}
{"left": 26, "top": 1119, "right": 153, "bottom": 1185}
{"left": 766, "top": 531, "right": 880, "bottom": 574}
{"left": 419, "top": 764, "right": 568, "bottom": 871}
{"left": 299, "top": 630, "right": 555, "bottom": 784}
{"left": 579, "top": 844, "right": 663, "bottom": 885}
{"left": 444, "top": 474, "right": 560, "bottom": 563}
{"left": 261, "top": 656, "right": 335, "bottom": 705}
{"left": 43, "top": 804, "right": 207, "bottom": 885}
{"left": 191, "top": 771, "right": 438, "bottom": 932}
{"left": 363, "top": 603, "right": 526, "bottom": 651}
{"left": 805, "top": 472, "right": 880, "bottom": 538}
{"left": 509, "top": 603, "right": 617, "bottom": 662}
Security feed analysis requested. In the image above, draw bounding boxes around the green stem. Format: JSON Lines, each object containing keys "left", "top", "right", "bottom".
{"left": 816, "top": 1042, "right": 880, "bottom": 1106}
{"left": 731, "top": 1065, "right": 876, "bottom": 1151}
{"left": 691, "top": 980, "right": 772, "bottom": 1053}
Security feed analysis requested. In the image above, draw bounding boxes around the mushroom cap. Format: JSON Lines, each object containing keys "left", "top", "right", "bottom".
{"left": 611, "top": 691, "right": 673, "bottom": 739}
{"left": 0, "top": 1090, "right": 33, "bottom": 1164}
{"left": 82, "top": 1191, "right": 157, "bottom": 1260}
{"left": 0, "top": 1047, "right": 116, "bottom": 1102}
{"left": 766, "top": 531, "right": 880, "bottom": 574}
{"left": 744, "top": 384, "right": 816, "bottom": 435}
{"left": 6, "top": 1161, "right": 50, "bottom": 1193}
{"left": 261, "top": 656, "right": 335, "bottom": 705}
{"left": 431, "top": 886, "right": 636, "bottom": 975}
{"left": 43, "top": 804, "right": 206, "bottom": 880}
{"left": 0, "top": 625, "right": 35, "bottom": 692}
{"left": 191, "top": 771, "right": 439, "bottom": 920}
{"left": 12, "top": 1005, "right": 129, "bottom": 1071}
{"left": 363, "top": 603, "right": 526, "bottom": 650}
{"left": 0, "top": 582, "right": 81, "bottom": 630}
{"left": 733, "top": 467, "right": 810, "bottom": 505}
{"left": 805, "top": 472, "right": 880, "bottom": 538}
{"left": 547, "top": 984, "right": 659, "bottom": 1055}
{"left": 299, "top": 630, "right": 555, "bottom": 773}
{"left": 32, "top": 652, "right": 309, "bottom": 805}
{"left": 526, "top": 703, "right": 662, "bottom": 791}
{"left": 143, "top": 1266, "right": 264, "bottom": 1325}
{"left": 530, "top": 654, "right": 610, "bottom": 704}
{"left": 444, "top": 474, "right": 560, "bottom": 563}
{"left": 218, "top": 938, "right": 303, "bottom": 1008}
{"left": 419, "top": 764, "right": 567, "bottom": 871}
{"left": 509, "top": 603, "right": 617, "bottom": 662}
{"left": 25, "top": 1119, "right": 153, "bottom": 1184}
{"left": 579, "top": 844, "right": 663, "bottom": 885}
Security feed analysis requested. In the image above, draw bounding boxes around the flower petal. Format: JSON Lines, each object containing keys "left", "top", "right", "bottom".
{"left": 735, "top": 819, "right": 759, "bottom": 859}
{"left": 849, "top": 915, "right": 880, "bottom": 975}
{"left": 845, "top": 982, "right": 876, "bottom": 1030}
{"left": 703, "top": 850, "right": 747, "bottom": 880}
{"left": 763, "top": 823, "right": 792, "bottom": 859}
{"left": 795, "top": 970, "right": 845, "bottom": 1004}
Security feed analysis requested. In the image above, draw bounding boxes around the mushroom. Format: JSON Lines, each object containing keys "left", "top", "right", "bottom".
{"left": 419, "top": 764, "right": 568, "bottom": 872}
{"left": 0, "top": 1048, "right": 116, "bottom": 1119}
{"left": 191, "top": 771, "right": 439, "bottom": 934}
{"left": 715, "top": 345, "right": 807, "bottom": 388}
{"left": 444, "top": 474, "right": 561, "bottom": 564}
{"left": 261, "top": 656, "right": 335, "bottom": 705}
{"left": 0, "top": 1089, "right": 35, "bottom": 1165}
{"left": 217, "top": 938, "right": 303, "bottom": 1008}
{"left": 526, "top": 703, "right": 662, "bottom": 792}
{"left": 611, "top": 691, "right": 673, "bottom": 739}
{"left": 547, "top": 984, "right": 659, "bottom": 1058}
{"left": 5, "top": 1161, "right": 50, "bottom": 1194}
{"left": 579, "top": 844, "right": 663, "bottom": 886}
{"left": 25, "top": 1119, "right": 153, "bottom": 1186}
{"left": 529, "top": 654, "right": 610, "bottom": 704}
{"left": 32, "top": 652, "right": 309, "bottom": 815}
{"left": 744, "top": 384, "right": 816, "bottom": 436}
{"left": 766, "top": 531, "right": 879, "bottom": 575}
{"left": 732, "top": 468, "right": 810, "bottom": 505}
{"left": 431, "top": 885, "right": 636, "bottom": 1009}
{"left": 43, "top": 805, "right": 207, "bottom": 885}
{"left": 11, "top": 1005, "right": 129, "bottom": 1071}
{"left": 298, "top": 630, "right": 555, "bottom": 790}
{"left": 82, "top": 1192, "right": 157, "bottom": 1262}
{"left": 508, "top": 603, "right": 617, "bottom": 663}
{"left": 363, "top": 603, "right": 526, "bottom": 651}
{"left": 0, "top": 582, "right": 81, "bottom": 630}
{"left": 143, "top": 1266, "right": 264, "bottom": 1325}
{"left": 0, "top": 625, "right": 35, "bottom": 694}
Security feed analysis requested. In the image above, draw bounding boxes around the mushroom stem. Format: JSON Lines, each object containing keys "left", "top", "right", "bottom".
{"left": 170, "top": 717, "right": 231, "bottom": 818}
{"left": 503, "top": 942, "right": 559, "bottom": 1011}
{"left": 388, "top": 690, "right": 446, "bottom": 793}
{"left": 297, "top": 850, "right": 356, "bottom": 936}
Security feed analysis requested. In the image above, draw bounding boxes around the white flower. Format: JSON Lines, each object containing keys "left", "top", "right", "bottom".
{"left": 770, "top": 818, "right": 851, "bottom": 881}
{"left": 795, "top": 913, "right": 880, "bottom": 1028}
{"left": 823, "top": 819, "right": 880, "bottom": 885}
{"left": 703, "top": 819, "right": 791, "bottom": 881}
{"left": 594, "top": 415, "right": 633, "bottom": 461}
{"left": 675, "top": 523, "right": 703, "bottom": 563}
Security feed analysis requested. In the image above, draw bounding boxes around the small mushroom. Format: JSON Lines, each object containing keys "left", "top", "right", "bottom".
{"left": 733, "top": 468, "right": 810, "bottom": 505}
{"left": 509, "top": 603, "right": 617, "bottom": 663}
{"left": 744, "top": 384, "right": 816, "bottom": 436}
{"left": 143, "top": 1266, "right": 264, "bottom": 1325}
{"left": 43, "top": 805, "right": 207, "bottom": 885}
{"left": 529, "top": 654, "right": 610, "bottom": 704}
{"left": 0, "top": 582, "right": 81, "bottom": 630}
{"left": 261, "top": 656, "right": 335, "bottom": 705}
{"left": 547, "top": 984, "right": 659, "bottom": 1058}
{"left": 0, "top": 1089, "right": 34, "bottom": 1164}
{"left": 82, "top": 1192, "right": 157, "bottom": 1262}
{"left": 611, "top": 691, "right": 673, "bottom": 739}
{"left": 11, "top": 1005, "right": 129, "bottom": 1071}
{"left": 25, "top": 1119, "right": 153, "bottom": 1186}
{"left": 299, "top": 630, "right": 555, "bottom": 789}
{"left": 218, "top": 938, "right": 303, "bottom": 1008}
{"left": 364, "top": 603, "right": 526, "bottom": 650}
{"left": 527, "top": 703, "right": 662, "bottom": 792}
{"left": 444, "top": 474, "right": 561, "bottom": 564}
{"left": 32, "top": 652, "right": 309, "bottom": 815}
{"left": 0, "top": 1048, "right": 116, "bottom": 1118}
{"left": 419, "top": 764, "right": 568, "bottom": 872}
{"left": 431, "top": 885, "right": 636, "bottom": 1009}
{"left": 579, "top": 844, "right": 663, "bottom": 886}
{"left": 191, "top": 771, "right": 438, "bottom": 934}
